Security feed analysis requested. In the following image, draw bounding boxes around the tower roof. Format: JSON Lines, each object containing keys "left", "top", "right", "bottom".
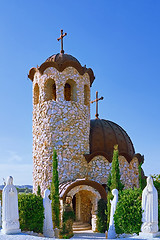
{"left": 28, "top": 53, "right": 95, "bottom": 86}
{"left": 84, "top": 118, "right": 144, "bottom": 164}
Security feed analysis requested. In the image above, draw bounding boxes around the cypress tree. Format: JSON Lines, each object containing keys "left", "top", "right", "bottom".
{"left": 107, "top": 144, "right": 124, "bottom": 229}
{"left": 110, "top": 144, "right": 124, "bottom": 191}
{"left": 51, "top": 148, "right": 60, "bottom": 228}
{"left": 37, "top": 185, "right": 41, "bottom": 197}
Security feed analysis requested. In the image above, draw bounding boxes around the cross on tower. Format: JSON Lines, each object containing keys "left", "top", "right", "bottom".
{"left": 91, "top": 91, "right": 104, "bottom": 119}
{"left": 57, "top": 29, "right": 67, "bottom": 54}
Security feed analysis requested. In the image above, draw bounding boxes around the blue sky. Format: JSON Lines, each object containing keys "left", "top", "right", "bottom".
{"left": 0, "top": 0, "right": 160, "bottom": 185}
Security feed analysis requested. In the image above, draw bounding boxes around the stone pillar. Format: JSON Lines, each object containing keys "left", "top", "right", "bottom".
{"left": 76, "top": 193, "right": 81, "bottom": 221}
{"left": 91, "top": 214, "right": 97, "bottom": 232}
{"left": 91, "top": 197, "right": 98, "bottom": 231}
{"left": 60, "top": 199, "right": 64, "bottom": 228}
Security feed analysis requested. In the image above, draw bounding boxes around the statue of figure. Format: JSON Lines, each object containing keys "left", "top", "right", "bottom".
{"left": 108, "top": 189, "right": 118, "bottom": 239}
{"left": 43, "top": 189, "right": 54, "bottom": 238}
{"left": 141, "top": 176, "right": 158, "bottom": 233}
{"left": 1, "top": 176, "right": 21, "bottom": 234}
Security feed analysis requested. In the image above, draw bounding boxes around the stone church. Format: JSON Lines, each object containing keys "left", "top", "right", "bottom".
{"left": 28, "top": 31, "right": 144, "bottom": 231}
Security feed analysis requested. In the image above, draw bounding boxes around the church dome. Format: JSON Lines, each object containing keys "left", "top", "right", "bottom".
{"left": 45, "top": 53, "right": 81, "bottom": 65}
{"left": 28, "top": 52, "right": 95, "bottom": 86}
{"left": 85, "top": 118, "right": 135, "bottom": 163}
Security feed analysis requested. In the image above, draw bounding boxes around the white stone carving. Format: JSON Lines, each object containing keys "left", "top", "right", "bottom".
{"left": 108, "top": 189, "right": 118, "bottom": 239}
{"left": 43, "top": 189, "right": 54, "bottom": 238}
{"left": 1, "top": 176, "right": 21, "bottom": 234}
{"left": 139, "top": 176, "right": 160, "bottom": 238}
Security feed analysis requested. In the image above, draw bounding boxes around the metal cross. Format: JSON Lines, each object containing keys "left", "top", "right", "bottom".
{"left": 57, "top": 29, "right": 67, "bottom": 54}
{"left": 91, "top": 91, "right": 104, "bottom": 119}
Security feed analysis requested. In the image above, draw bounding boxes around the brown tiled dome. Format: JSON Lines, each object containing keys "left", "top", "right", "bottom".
{"left": 45, "top": 53, "right": 81, "bottom": 65}
{"left": 84, "top": 118, "right": 136, "bottom": 163}
{"left": 28, "top": 53, "right": 95, "bottom": 86}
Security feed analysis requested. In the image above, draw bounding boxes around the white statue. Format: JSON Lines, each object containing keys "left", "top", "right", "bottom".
{"left": 141, "top": 176, "right": 158, "bottom": 233}
{"left": 1, "top": 176, "right": 21, "bottom": 234}
{"left": 108, "top": 189, "right": 118, "bottom": 239}
{"left": 43, "top": 189, "right": 54, "bottom": 238}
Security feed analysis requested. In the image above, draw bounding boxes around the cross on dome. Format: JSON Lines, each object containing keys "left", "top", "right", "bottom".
{"left": 91, "top": 91, "right": 104, "bottom": 119}
{"left": 57, "top": 29, "right": 67, "bottom": 54}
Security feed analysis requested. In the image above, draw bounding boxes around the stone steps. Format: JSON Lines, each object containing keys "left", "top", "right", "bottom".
{"left": 73, "top": 221, "right": 92, "bottom": 231}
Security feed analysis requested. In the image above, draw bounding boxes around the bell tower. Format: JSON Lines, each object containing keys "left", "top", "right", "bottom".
{"left": 28, "top": 31, "right": 95, "bottom": 194}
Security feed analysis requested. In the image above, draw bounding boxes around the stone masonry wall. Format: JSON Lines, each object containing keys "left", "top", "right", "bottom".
{"left": 32, "top": 67, "right": 90, "bottom": 195}
{"left": 87, "top": 155, "right": 139, "bottom": 188}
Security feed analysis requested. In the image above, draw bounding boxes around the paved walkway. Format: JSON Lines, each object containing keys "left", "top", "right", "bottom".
{"left": 71, "top": 230, "right": 106, "bottom": 239}
{"left": 1, "top": 230, "right": 160, "bottom": 240}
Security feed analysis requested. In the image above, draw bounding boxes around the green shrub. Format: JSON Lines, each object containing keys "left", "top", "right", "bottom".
{"left": 96, "top": 199, "right": 107, "bottom": 233}
{"left": 18, "top": 193, "right": 44, "bottom": 233}
{"left": 60, "top": 204, "right": 75, "bottom": 239}
{"left": 114, "top": 188, "right": 142, "bottom": 234}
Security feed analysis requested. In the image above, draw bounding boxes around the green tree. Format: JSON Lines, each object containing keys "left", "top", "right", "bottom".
{"left": 138, "top": 162, "right": 146, "bottom": 190}
{"left": 107, "top": 145, "right": 124, "bottom": 229}
{"left": 110, "top": 145, "right": 124, "bottom": 191}
{"left": 51, "top": 148, "right": 60, "bottom": 228}
{"left": 37, "top": 185, "right": 41, "bottom": 197}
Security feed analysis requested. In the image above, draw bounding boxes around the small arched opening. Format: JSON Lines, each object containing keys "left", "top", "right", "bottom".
{"left": 33, "top": 83, "right": 39, "bottom": 105}
{"left": 84, "top": 84, "right": 90, "bottom": 105}
{"left": 44, "top": 78, "right": 56, "bottom": 101}
{"left": 64, "top": 79, "right": 77, "bottom": 101}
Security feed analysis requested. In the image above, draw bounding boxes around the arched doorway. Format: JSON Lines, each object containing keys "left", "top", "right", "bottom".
{"left": 59, "top": 179, "right": 107, "bottom": 231}
{"left": 73, "top": 190, "right": 93, "bottom": 224}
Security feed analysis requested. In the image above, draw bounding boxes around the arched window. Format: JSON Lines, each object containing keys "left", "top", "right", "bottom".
{"left": 33, "top": 83, "right": 39, "bottom": 105}
{"left": 64, "top": 79, "right": 77, "bottom": 101}
{"left": 84, "top": 84, "right": 90, "bottom": 105}
{"left": 64, "top": 83, "right": 71, "bottom": 101}
{"left": 44, "top": 79, "right": 56, "bottom": 101}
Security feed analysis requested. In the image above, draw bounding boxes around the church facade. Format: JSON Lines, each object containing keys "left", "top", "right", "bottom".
{"left": 28, "top": 33, "right": 144, "bottom": 230}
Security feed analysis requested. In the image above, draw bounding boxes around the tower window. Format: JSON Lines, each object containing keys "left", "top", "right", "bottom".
{"left": 64, "top": 79, "right": 77, "bottom": 101}
{"left": 44, "top": 79, "right": 56, "bottom": 101}
{"left": 34, "top": 83, "right": 39, "bottom": 105}
{"left": 64, "top": 83, "right": 71, "bottom": 101}
{"left": 84, "top": 84, "right": 90, "bottom": 105}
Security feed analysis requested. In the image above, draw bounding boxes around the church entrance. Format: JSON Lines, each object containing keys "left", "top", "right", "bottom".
{"left": 73, "top": 190, "right": 92, "bottom": 224}
{"left": 59, "top": 179, "right": 107, "bottom": 231}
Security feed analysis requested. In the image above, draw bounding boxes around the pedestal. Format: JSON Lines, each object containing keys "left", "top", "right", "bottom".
{"left": 1, "top": 228, "right": 21, "bottom": 235}
{"left": 139, "top": 231, "right": 160, "bottom": 238}
{"left": 108, "top": 226, "right": 116, "bottom": 239}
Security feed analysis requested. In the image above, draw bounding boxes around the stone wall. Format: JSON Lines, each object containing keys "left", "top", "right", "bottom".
{"left": 32, "top": 67, "right": 90, "bottom": 195}
{"left": 87, "top": 155, "right": 139, "bottom": 189}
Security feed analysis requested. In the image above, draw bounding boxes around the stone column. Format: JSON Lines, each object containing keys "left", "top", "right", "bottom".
{"left": 60, "top": 199, "right": 64, "bottom": 228}
{"left": 91, "top": 214, "right": 97, "bottom": 232}
{"left": 76, "top": 193, "right": 81, "bottom": 221}
{"left": 91, "top": 198, "right": 98, "bottom": 231}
